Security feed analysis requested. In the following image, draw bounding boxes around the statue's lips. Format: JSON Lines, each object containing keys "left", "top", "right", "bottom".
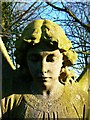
{"left": 37, "top": 76, "right": 51, "bottom": 81}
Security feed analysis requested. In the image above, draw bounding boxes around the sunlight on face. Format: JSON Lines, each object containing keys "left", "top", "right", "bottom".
{"left": 26, "top": 43, "right": 63, "bottom": 89}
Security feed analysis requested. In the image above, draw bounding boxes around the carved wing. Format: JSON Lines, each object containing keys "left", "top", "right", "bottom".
{"left": 0, "top": 36, "right": 16, "bottom": 70}
{"left": 76, "top": 64, "right": 90, "bottom": 93}
{"left": 76, "top": 64, "right": 90, "bottom": 119}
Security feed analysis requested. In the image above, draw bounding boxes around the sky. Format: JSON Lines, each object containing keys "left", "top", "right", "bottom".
{"left": 1, "top": 0, "right": 90, "bottom": 2}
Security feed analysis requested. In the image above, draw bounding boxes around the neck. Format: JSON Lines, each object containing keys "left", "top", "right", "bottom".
{"left": 31, "top": 81, "right": 64, "bottom": 99}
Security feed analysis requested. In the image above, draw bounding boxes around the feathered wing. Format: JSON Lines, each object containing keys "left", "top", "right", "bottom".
{"left": 76, "top": 64, "right": 89, "bottom": 93}
{"left": 76, "top": 64, "right": 90, "bottom": 119}
{"left": 0, "top": 37, "right": 16, "bottom": 70}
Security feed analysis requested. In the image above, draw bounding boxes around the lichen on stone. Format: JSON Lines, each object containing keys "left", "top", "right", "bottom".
{"left": 15, "top": 19, "right": 78, "bottom": 66}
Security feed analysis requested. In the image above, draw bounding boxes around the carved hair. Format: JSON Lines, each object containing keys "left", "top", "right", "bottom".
{"left": 15, "top": 19, "right": 77, "bottom": 84}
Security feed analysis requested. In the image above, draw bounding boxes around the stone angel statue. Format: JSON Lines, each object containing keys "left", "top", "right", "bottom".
{"left": 0, "top": 19, "right": 89, "bottom": 119}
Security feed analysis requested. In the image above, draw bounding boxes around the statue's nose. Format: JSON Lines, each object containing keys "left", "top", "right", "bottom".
{"left": 41, "top": 58, "right": 48, "bottom": 74}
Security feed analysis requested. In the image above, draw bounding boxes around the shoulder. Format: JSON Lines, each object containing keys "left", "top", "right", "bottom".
{"left": 64, "top": 83, "right": 88, "bottom": 104}
{"left": 1, "top": 94, "right": 23, "bottom": 114}
{"left": 64, "top": 83, "right": 88, "bottom": 118}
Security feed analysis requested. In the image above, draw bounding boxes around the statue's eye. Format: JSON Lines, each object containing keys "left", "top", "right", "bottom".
{"left": 46, "top": 54, "right": 57, "bottom": 62}
{"left": 28, "top": 54, "right": 41, "bottom": 62}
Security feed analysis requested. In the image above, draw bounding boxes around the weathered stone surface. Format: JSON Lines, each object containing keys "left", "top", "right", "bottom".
{"left": 15, "top": 19, "right": 77, "bottom": 66}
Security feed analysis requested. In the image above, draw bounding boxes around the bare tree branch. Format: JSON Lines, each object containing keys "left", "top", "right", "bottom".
{"left": 76, "top": 51, "right": 90, "bottom": 55}
{"left": 9, "top": 2, "right": 37, "bottom": 28}
{"left": 46, "top": 2, "right": 90, "bottom": 32}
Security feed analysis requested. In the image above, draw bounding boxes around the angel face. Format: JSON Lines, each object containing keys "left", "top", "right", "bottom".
{"left": 26, "top": 42, "right": 63, "bottom": 90}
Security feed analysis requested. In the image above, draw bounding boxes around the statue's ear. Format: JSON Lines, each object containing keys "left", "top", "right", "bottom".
{"left": 76, "top": 63, "right": 90, "bottom": 93}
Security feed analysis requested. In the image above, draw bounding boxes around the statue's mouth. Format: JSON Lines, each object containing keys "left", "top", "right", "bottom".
{"left": 37, "top": 76, "right": 51, "bottom": 82}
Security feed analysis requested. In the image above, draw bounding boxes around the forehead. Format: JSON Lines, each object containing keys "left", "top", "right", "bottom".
{"left": 27, "top": 42, "right": 60, "bottom": 55}
{"left": 27, "top": 49, "right": 61, "bottom": 57}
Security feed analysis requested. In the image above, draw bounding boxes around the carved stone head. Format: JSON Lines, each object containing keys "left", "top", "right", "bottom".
{"left": 15, "top": 19, "right": 77, "bottom": 68}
